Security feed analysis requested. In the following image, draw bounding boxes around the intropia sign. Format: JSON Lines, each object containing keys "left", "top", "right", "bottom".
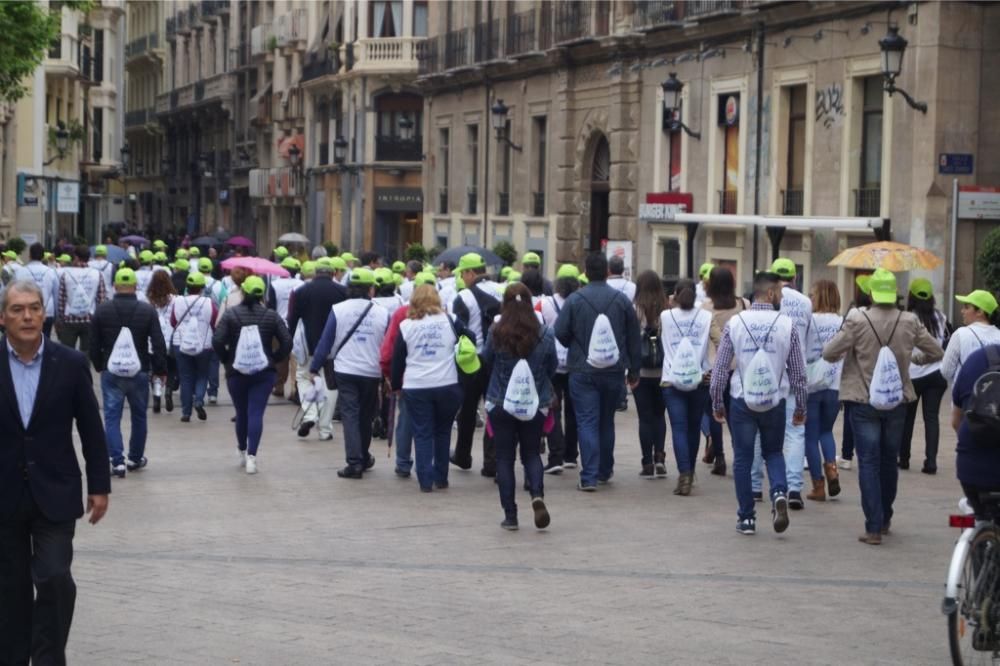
{"left": 374, "top": 187, "right": 423, "bottom": 212}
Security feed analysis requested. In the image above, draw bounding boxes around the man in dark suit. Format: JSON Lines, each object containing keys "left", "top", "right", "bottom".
{"left": 0, "top": 279, "right": 110, "bottom": 665}
{"left": 287, "top": 258, "right": 346, "bottom": 440}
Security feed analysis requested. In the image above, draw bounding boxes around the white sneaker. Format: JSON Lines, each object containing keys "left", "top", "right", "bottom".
{"left": 318, "top": 433, "right": 333, "bottom": 441}
{"left": 245, "top": 455, "right": 258, "bottom": 474}
{"left": 837, "top": 457, "right": 853, "bottom": 471}
{"left": 238, "top": 450, "right": 246, "bottom": 467}
{"left": 208, "top": 395, "right": 217, "bottom": 405}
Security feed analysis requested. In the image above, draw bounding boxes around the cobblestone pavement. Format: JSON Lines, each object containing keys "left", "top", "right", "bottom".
{"left": 66, "top": 386, "right": 962, "bottom": 665}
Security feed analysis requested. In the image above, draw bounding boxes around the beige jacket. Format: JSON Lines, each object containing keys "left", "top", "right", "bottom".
{"left": 823, "top": 305, "right": 944, "bottom": 404}
{"left": 702, "top": 297, "right": 750, "bottom": 363}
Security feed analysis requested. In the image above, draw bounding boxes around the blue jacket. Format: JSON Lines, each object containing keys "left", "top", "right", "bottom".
{"left": 553, "top": 280, "right": 642, "bottom": 376}
{"left": 482, "top": 326, "right": 558, "bottom": 407}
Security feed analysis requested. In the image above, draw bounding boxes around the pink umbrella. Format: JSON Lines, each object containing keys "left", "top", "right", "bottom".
{"left": 225, "top": 235, "right": 255, "bottom": 247}
{"left": 220, "top": 256, "right": 289, "bottom": 277}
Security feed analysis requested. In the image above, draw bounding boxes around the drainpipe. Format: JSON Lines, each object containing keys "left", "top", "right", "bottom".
{"left": 751, "top": 22, "right": 765, "bottom": 275}
{"left": 483, "top": 77, "right": 491, "bottom": 248}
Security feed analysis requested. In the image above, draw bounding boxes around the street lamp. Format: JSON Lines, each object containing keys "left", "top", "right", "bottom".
{"left": 333, "top": 135, "right": 348, "bottom": 164}
{"left": 398, "top": 115, "right": 414, "bottom": 141}
{"left": 198, "top": 152, "right": 212, "bottom": 176}
{"left": 661, "top": 73, "right": 701, "bottom": 139}
{"left": 878, "top": 25, "right": 927, "bottom": 113}
{"left": 491, "top": 99, "right": 521, "bottom": 151}
{"left": 44, "top": 126, "right": 71, "bottom": 166}
{"left": 287, "top": 143, "right": 301, "bottom": 168}
{"left": 120, "top": 142, "right": 130, "bottom": 171}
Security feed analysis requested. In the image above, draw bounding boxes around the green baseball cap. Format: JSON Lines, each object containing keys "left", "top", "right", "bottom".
{"left": 856, "top": 274, "right": 872, "bottom": 296}
{"left": 329, "top": 256, "right": 347, "bottom": 271}
{"left": 154, "top": 251, "right": 168, "bottom": 263}
{"left": 301, "top": 260, "right": 317, "bottom": 277}
{"left": 57, "top": 254, "right": 71, "bottom": 264}
{"left": 188, "top": 246, "right": 201, "bottom": 257}
{"left": 198, "top": 257, "right": 214, "bottom": 272}
{"left": 956, "top": 289, "right": 999, "bottom": 315}
{"left": 280, "top": 257, "right": 301, "bottom": 272}
{"left": 393, "top": 273, "right": 403, "bottom": 287}
{"left": 273, "top": 246, "right": 289, "bottom": 259}
{"left": 95, "top": 245, "right": 108, "bottom": 256}
{"left": 507, "top": 270, "right": 522, "bottom": 283}
{"left": 153, "top": 239, "right": 167, "bottom": 250}
{"left": 699, "top": 262, "right": 715, "bottom": 280}
{"left": 349, "top": 267, "right": 376, "bottom": 286}
{"left": 522, "top": 252, "right": 541, "bottom": 266}
{"left": 455, "top": 276, "right": 466, "bottom": 291}
{"left": 43, "top": 252, "right": 53, "bottom": 261}
{"left": 556, "top": 264, "right": 580, "bottom": 279}
{"left": 139, "top": 249, "right": 154, "bottom": 264}
{"left": 868, "top": 268, "right": 898, "bottom": 305}
{"left": 455, "top": 334, "right": 481, "bottom": 374}
{"left": 186, "top": 271, "right": 206, "bottom": 288}
{"left": 457, "top": 252, "right": 485, "bottom": 272}
{"left": 340, "top": 252, "right": 357, "bottom": 264}
{"left": 908, "top": 278, "right": 933, "bottom": 300}
{"left": 171, "top": 258, "right": 190, "bottom": 272}
{"left": 114, "top": 268, "right": 137, "bottom": 286}
{"left": 579, "top": 275, "right": 589, "bottom": 285}
{"left": 175, "top": 248, "right": 189, "bottom": 259}
{"left": 314, "top": 257, "right": 335, "bottom": 273}
{"left": 242, "top": 275, "right": 266, "bottom": 297}
{"left": 392, "top": 260, "right": 406, "bottom": 274}
{"left": 374, "top": 267, "right": 394, "bottom": 285}
{"left": 771, "top": 258, "right": 796, "bottom": 280}
{"left": 500, "top": 266, "right": 513, "bottom": 280}
{"left": 1, "top": 250, "right": 16, "bottom": 260}
{"left": 414, "top": 271, "right": 437, "bottom": 286}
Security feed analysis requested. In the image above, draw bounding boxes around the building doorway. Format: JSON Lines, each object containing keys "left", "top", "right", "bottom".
{"left": 588, "top": 134, "right": 610, "bottom": 253}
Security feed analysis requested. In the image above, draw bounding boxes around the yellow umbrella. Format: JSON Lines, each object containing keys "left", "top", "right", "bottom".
{"left": 827, "top": 241, "right": 942, "bottom": 272}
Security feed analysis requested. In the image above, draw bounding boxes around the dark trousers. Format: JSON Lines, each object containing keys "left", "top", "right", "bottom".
{"left": 55, "top": 322, "right": 90, "bottom": 354}
{"left": 336, "top": 373, "right": 380, "bottom": 469}
{"left": 900, "top": 371, "right": 948, "bottom": 470}
{"left": 491, "top": 408, "right": 544, "bottom": 519}
{"left": 453, "top": 367, "right": 495, "bottom": 472}
{"left": 227, "top": 369, "right": 275, "bottom": 456}
{"left": 633, "top": 377, "right": 666, "bottom": 465}
{"left": 546, "top": 373, "right": 577, "bottom": 466}
{"left": 0, "top": 491, "right": 76, "bottom": 666}
{"left": 174, "top": 349, "right": 211, "bottom": 417}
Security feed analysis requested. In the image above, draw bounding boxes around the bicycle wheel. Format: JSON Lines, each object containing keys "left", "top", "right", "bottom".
{"left": 949, "top": 526, "right": 1000, "bottom": 665}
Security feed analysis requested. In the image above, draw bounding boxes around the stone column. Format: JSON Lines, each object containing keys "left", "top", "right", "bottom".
{"left": 553, "top": 67, "right": 581, "bottom": 265}
{"left": 607, "top": 70, "right": 640, "bottom": 245}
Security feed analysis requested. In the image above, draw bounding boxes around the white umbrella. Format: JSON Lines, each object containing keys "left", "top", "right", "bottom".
{"left": 277, "top": 232, "right": 310, "bottom": 244}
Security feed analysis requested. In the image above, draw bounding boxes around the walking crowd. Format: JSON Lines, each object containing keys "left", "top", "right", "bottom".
{"left": 3, "top": 232, "right": 1000, "bottom": 664}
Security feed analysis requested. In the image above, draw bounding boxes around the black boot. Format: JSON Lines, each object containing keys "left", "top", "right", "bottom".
{"left": 152, "top": 396, "right": 161, "bottom": 414}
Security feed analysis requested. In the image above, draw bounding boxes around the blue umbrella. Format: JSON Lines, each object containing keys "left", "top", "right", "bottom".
{"left": 91, "top": 245, "right": 129, "bottom": 264}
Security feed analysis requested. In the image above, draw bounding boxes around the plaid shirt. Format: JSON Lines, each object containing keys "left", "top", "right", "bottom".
{"left": 56, "top": 266, "right": 107, "bottom": 325}
{"left": 710, "top": 302, "right": 807, "bottom": 417}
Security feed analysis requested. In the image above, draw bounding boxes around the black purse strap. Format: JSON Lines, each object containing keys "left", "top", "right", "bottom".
{"left": 332, "top": 302, "right": 374, "bottom": 360}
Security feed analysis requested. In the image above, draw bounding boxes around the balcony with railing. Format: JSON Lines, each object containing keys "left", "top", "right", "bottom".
{"left": 854, "top": 188, "right": 881, "bottom": 217}
{"left": 782, "top": 189, "right": 804, "bottom": 216}
{"left": 45, "top": 34, "right": 81, "bottom": 78}
{"left": 718, "top": 190, "right": 738, "bottom": 214}
{"left": 554, "top": 2, "right": 595, "bottom": 44}
{"left": 251, "top": 24, "right": 274, "bottom": 58}
{"left": 157, "top": 73, "right": 234, "bottom": 114}
{"left": 272, "top": 88, "right": 304, "bottom": 124}
{"left": 497, "top": 192, "right": 510, "bottom": 216}
{"left": 125, "top": 108, "right": 152, "bottom": 128}
{"left": 375, "top": 135, "right": 422, "bottom": 162}
{"left": 249, "top": 167, "right": 302, "bottom": 199}
{"left": 275, "top": 9, "right": 308, "bottom": 50}
{"left": 354, "top": 37, "right": 424, "bottom": 74}
{"left": 201, "top": 0, "right": 229, "bottom": 19}
{"left": 302, "top": 46, "right": 340, "bottom": 82}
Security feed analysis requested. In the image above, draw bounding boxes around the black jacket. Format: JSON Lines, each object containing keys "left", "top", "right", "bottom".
{"left": 287, "top": 276, "right": 347, "bottom": 355}
{"left": 89, "top": 293, "right": 168, "bottom": 375}
{"left": 212, "top": 300, "right": 292, "bottom": 377}
{"left": 0, "top": 339, "right": 110, "bottom": 522}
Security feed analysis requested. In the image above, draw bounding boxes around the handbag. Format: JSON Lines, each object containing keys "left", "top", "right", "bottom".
{"left": 322, "top": 302, "right": 374, "bottom": 390}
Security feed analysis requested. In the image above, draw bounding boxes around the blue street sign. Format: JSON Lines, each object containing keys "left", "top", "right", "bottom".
{"left": 939, "top": 153, "right": 974, "bottom": 174}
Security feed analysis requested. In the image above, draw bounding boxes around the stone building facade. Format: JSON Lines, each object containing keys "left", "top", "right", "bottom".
{"left": 418, "top": 0, "right": 1000, "bottom": 305}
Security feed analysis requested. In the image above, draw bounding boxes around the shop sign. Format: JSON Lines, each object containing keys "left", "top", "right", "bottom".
{"left": 375, "top": 187, "right": 423, "bottom": 212}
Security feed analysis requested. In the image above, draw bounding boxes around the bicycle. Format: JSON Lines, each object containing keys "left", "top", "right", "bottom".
{"left": 943, "top": 491, "right": 1000, "bottom": 665}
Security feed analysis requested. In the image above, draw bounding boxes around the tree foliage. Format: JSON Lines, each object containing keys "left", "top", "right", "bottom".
{"left": 493, "top": 240, "right": 517, "bottom": 266}
{"left": 977, "top": 226, "right": 1000, "bottom": 296}
{"left": 404, "top": 242, "right": 427, "bottom": 263}
{"left": 0, "top": 1, "right": 92, "bottom": 103}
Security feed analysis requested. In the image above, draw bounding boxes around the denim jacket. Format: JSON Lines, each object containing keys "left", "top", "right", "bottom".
{"left": 482, "top": 326, "right": 558, "bottom": 407}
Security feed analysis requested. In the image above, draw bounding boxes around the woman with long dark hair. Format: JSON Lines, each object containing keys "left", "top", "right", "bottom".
{"left": 482, "top": 282, "right": 558, "bottom": 530}
{"left": 147, "top": 269, "right": 178, "bottom": 414}
{"left": 632, "top": 270, "right": 669, "bottom": 479}
{"left": 661, "top": 278, "right": 713, "bottom": 495}
{"left": 700, "top": 267, "right": 749, "bottom": 476}
{"left": 900, "top": 279, "right": 951, "bottom": 473}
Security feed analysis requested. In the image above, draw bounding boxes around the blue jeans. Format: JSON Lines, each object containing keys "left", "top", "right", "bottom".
{"left": 404, "top": 384, "right": 463, "bottom": 490}
{"left": 490, "top": 407, "right": 545, "bottom": 519}
{"left": 394, "top": 396, "right": 414, "bottom": 473}
{"left": 569, "top": 373, "right": 622, "bottom": 486}
{"left": 663, "top": 386, "right": 708, "bottom": 474}
{"left": 335, "top": 373, "right": 380, "bottom": 469}
{"left": 632, "top": 377, "right": 666, "bottom": 465}
{"left": 751, "top": 399, "right": 805, "bottom": 493}
{"left": 805, "top": 390, "right": 840, "bottom": 480}
{"left": 227, "top": 369, "right": 275, "bottom": 456}
{"left": 207, "top": 351, "right": 221, "bottom": 397}
{"left": 173, "top": 348, "right": 211, "bottom": 417}
{"left": 848, "top": 402, "right": 906, "bottom": 534}
{"left": 730, "top": 398, "right": 787, "bottom": 521}
{"left": 101, "top": 371, "right": 150, "bottom": 466}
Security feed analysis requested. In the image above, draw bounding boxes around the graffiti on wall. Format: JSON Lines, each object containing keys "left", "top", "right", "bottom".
{"left": 815, "top": 84, "right": 845, "bottom": 129}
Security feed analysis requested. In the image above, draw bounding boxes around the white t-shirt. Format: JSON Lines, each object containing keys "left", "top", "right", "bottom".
{"left": 24, "top": 261, "right": 59, "bottom": 318}
{"left": 941, "top": 322, "right": 1000, "bottom": 384}
{"left": 270, "top": 277, "right": 304, "bottom": 322}
{"left": 59, "top": 266, "right": 102, "bottom": 318}
{"left": 806, "top": 312, "right": 845, "bottom": 391}
{"left": 727, "top": 310, "right": 794, "bottom": 403}
{"left": 779, "top": 285, "right": 812, "bottom": 368}
{"left": 88, "top": 258, "right": 114, "bottom": 295}
{"left": 373, "top": 294, "right": 404, "bottom": 318}
{"left": 399, "top": 313, "right": 459, "bottom": 389}
{"left": 170, "top": 295, "right": 215, "bottom": 352}
{"left": 329, "top": 299, "right": 389, "bottom": 378}
{"left": 607, "top": 276, "right": 637, "bottom": 302}
{"left": 659, "top": 307, "right": 712, "bottom": 382}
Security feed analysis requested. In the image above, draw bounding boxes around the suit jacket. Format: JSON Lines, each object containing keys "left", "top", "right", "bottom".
{"left": 287, "top": 276, "right": 347, "bottom": 355}
{"left": 0, "top": 338, "right": 110, "bottom": 522}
